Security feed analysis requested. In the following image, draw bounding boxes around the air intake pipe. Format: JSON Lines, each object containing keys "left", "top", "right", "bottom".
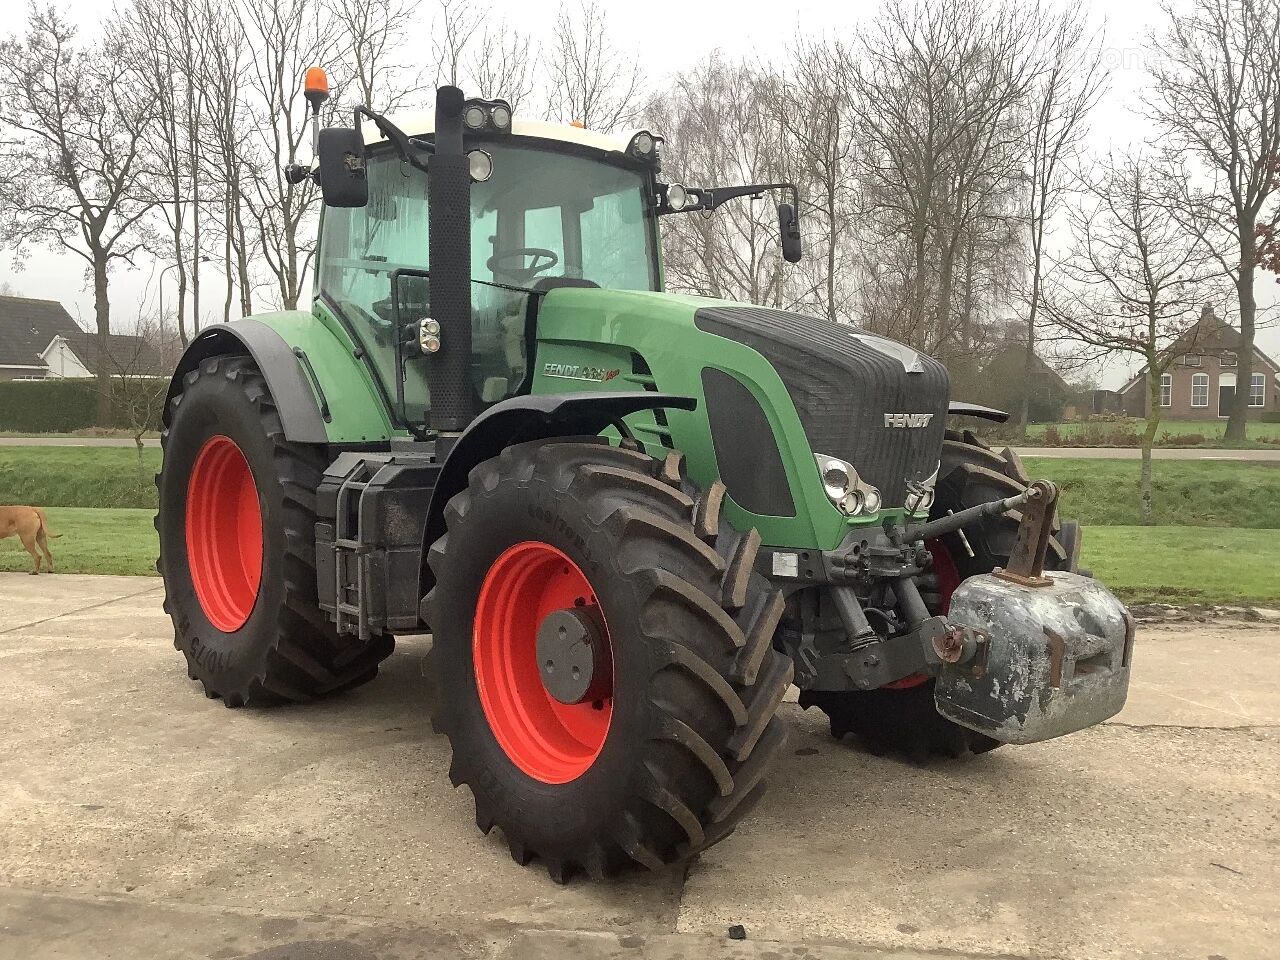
{"left": 426, "top": 85, "right": 474, "bottom": 433}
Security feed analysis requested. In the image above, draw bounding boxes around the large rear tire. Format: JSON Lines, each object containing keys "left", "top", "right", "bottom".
{"left": 156, "top": 355, "right": 393, "bottom": 706}
{"left": 424, "top": 438, "right": 792, "bottom": 881}
{"left": 801, "top": 430, "right": 1077, "bottom": 759}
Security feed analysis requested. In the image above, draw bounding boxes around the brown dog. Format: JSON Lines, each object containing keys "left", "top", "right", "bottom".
{"left": 0, "top": 506, "right": 61, "bottom": 574}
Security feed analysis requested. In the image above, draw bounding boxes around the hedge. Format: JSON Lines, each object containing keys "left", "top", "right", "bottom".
{"left": 0, "top": 378, "right": 165, "bottom": 432}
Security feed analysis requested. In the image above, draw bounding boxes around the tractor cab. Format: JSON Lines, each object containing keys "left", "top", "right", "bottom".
{"left": 316, "top": 113, "right": 664, "bottom": 434}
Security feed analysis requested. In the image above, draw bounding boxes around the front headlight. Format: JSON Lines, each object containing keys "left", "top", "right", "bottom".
{"left": 816, "top": 455, "right": 851, "bottom": 501}
{"left": 815, "top": 454, "right": 881, "bottom": 517}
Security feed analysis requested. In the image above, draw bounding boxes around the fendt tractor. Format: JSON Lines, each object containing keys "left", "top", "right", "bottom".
{"left": 156, "top": 70, "right": 1135, "bottom": 882}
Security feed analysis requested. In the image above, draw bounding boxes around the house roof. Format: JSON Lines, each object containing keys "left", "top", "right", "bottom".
{"left": 63, "top": 331, "right": 169, "bottom": 377}
{"left": 0, "top": 295, "right": 83, "bottom": 368}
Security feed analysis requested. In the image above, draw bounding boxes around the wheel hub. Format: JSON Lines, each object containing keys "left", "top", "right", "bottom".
{"left": 536, "top": 607, "right": 610, "bottom": 705}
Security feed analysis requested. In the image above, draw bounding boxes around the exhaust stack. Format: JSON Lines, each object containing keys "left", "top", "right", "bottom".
{"left": 426, "top": 85, "right": 474, "bottom": 433}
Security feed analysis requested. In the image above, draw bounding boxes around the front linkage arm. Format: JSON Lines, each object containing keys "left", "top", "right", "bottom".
{"left": 765, "top": 480, "right": 1064, "bottom": 691}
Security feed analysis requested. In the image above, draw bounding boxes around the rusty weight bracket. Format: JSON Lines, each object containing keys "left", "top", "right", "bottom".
{"left": 994, "top": 479, "right": 1059, "bottom": 588}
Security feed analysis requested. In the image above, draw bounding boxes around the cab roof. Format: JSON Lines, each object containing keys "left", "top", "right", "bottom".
{"left": 360, "top": 113, "right": 643, "bottom": 157}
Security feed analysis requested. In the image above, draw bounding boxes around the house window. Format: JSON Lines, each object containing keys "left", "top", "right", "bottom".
{"left": 1251, "top": 373, "right": 1266, "bottom": 407}
{"left": 1160, "top": 373, "right": 1172, "bottom": 407}
{"left": 1182, "top": 354, "right": 1202, "bottom": 367}
{"left": 1191, "top": 373, "right": 1208, "bottom": 407}
{"left": 1220, "top": 351, "right": 1237, "bottom": 367}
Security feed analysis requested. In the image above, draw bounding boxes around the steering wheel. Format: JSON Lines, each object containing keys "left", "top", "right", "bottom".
{"left": 486, "top": 247, "right": 560, "bottom": 284}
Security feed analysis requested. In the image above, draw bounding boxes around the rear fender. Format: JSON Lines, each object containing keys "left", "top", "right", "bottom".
{"left": 416, "top": 392, "right": 696, "bottom": 614}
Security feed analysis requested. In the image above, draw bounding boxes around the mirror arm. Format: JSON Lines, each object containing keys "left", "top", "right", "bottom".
{"left": 701, "top": 182, "right": 799, "bottom": 212}
{"left": 354, "top": 106, "right": 434, "bottom": 173}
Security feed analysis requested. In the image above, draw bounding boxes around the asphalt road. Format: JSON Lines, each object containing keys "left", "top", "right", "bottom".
{"left": 4, "top": 436, "right": 1280, "bottom": 461}
{"left": 1, "top": 573, "right": 1277, "bottom": 960}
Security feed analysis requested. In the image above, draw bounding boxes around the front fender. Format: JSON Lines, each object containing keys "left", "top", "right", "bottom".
{"left": 416, "top": 392, "right": 697, "bottom": 611}
{"left": 165, "top": 320, "right": 329, "bottom": 444}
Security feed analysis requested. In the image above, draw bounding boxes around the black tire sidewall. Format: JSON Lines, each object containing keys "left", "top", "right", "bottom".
{"left": 432, "top": 468, "right": 664, "bottom": 854}
{"left": 159, "top": 363, "right": 288, "bottom": 693}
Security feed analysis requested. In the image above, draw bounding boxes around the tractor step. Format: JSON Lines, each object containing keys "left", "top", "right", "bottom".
{"left": 315, "top": 451, "right": 441, "bottom": 638}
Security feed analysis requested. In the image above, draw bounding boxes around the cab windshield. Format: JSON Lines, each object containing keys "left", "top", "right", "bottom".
{"left": 317, "top": 140, "right": 658, "bottom": 426}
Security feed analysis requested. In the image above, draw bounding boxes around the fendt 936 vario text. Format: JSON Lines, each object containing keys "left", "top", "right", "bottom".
{"left": 157, "top": 71, "right": 1135, "bottom": 882}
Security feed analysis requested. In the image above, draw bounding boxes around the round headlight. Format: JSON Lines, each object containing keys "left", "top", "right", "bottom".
{"left": 490, "top": 104, "right": 511, "bottom": 129}
{"left": 840, "top": 491, "right": 864, "bottom": 515}
{"left": 464, "top": 105, "right": 487, "bottom": 130}
{"left": 633, "top": 131, "right": 654, "bottom": 156}
{"left": 467, "top": 149, "right": 493, "bottom": 183}
{"left": 862, "top": 488, "right": 882, "bottom": 515}
{"left": 666, "top": 183, "right": 689, "bottom": 211}
{"left": 821, "top": 461, "right": 851, "bottom": 502}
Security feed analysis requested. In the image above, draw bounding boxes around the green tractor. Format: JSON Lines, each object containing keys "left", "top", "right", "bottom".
{"left": 156, "top": 76, "right": 1135, "bottom": 882}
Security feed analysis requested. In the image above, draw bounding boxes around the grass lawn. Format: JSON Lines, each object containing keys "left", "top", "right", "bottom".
{"left": 0, "top": 445, "right": 161, "bottom": 509}
{"left": 3, "top": 447, "right": 1277, "bottom": 606}
{"left": 3, "top": 510, "right": 1272, "bottom": 608}
{"left": 1016, "top": 419, "right": 1280, "bottom": 446}
{"left": 0, "top": 506, "right": 157, "bottom": 577}
{"left": 1023, "top": 457, "right": 1280, "bottom": 527}
{"left": 1082, "top": 526, "right": 1280, "bottom": 606}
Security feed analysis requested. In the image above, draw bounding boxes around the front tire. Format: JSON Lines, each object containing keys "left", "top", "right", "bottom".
{"left": 156, "top": 355, "right": 393, "bottom": 706}
{"left": 424, "top": 438, "right": 792, "bottom": 881}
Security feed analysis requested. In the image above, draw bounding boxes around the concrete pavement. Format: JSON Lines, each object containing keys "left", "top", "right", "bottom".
{"left": 1, "top": 573, "right": 1277, "bottom": 959}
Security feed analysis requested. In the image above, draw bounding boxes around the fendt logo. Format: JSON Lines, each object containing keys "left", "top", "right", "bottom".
{"left": 883, "top": 413, "right": 934, "bottom": 428}
{"left": 543, "top": 362, "right": 621, "bottom": 383}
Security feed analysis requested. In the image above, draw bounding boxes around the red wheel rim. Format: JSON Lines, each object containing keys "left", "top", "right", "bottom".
{"left": 473, "top": 542, "right": 613, "bottom": 784}
{"left": 884, "top": 539, "right": 962, "bottom": 691}
{"left": 185, "top": 435, "right": 263, "bottom": 633}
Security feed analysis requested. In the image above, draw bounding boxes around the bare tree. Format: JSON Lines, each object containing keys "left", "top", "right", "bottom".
{"left": 430, "top": 0, "right": 481, "bottom": 89}
{"left": 1147, "top": 0, "right": 1280, "bottom": 441}
{"left": 1015, "top": 16, "right": 1108, "bottom": 434}
{"left": 1042, "top": 154, "right": 1222, "bottom": 522}
{"left": 237, "top": 0, "right": 341, "bottom": 310}
{"left": 329, "top": 0, "right": 429, "bottom": 111}
{"left": 470, "top": 16, "right": 536, "bottom": 111}
{"left": 850, "top": 0, "right": 1043, "bottom": 356}
{"left": 544, "top": 0, "right": 643, "bottom": 131}
{"left": 116, "top": 0, "right": 216, "bottom": 347}
{"left": 96, "top": 309, "right": 176, "bottom": 484}
{"left": 776, "top": 35, "right": 861, "bottom": 323}
{"left": 646, "top": 56, "right": 799, "bottom": 308}
{"left": 0, "top": 5, "right": 154, "bottom": 423}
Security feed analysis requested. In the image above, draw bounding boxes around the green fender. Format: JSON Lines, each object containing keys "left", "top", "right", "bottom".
{"left": 165, "top": 309, "right": 394, "bottom": 445}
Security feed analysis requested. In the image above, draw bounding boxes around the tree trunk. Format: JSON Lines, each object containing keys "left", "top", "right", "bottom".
{"left": 92, "top": 256, "right": 112, "bottom": 426}
{"left": 1018, "top": 257, "right": 1044, "bottom": 438}
{"left": 1225, "top": 228, "right": 1257, "bottom": 442}
{"left": 1140, "top": 371, "right": 1162, "bottom": 525}
{"left": 191, "top": 176, "right": 201, "bottom": 336}
{"left": 933, "top": 240, "right": 956, "bottom": 360}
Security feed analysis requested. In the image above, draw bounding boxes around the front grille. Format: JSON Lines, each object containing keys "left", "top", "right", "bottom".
{"left": 695, "top": 305, "right": 949, "bottom": 507}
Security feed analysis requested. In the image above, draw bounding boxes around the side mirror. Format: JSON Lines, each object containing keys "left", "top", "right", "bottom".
{"left": 317, "top": 127, "right": 368, "bottom": 208}
{"left": 778, "top": 202, "right": 802, "bottom": 264}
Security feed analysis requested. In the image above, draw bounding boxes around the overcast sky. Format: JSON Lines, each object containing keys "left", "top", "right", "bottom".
{"left": 4, "top": 0, "right": 1277, "bottom": 385}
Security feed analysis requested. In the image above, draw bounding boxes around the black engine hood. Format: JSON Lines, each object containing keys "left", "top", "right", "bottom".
{"left": 694, "top": 305, "right": 949, "bottom": 508}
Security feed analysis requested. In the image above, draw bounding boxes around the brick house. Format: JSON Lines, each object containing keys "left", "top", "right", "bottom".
{"left": 1117, "top": 307, "right": 1280, "bottom": 420}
